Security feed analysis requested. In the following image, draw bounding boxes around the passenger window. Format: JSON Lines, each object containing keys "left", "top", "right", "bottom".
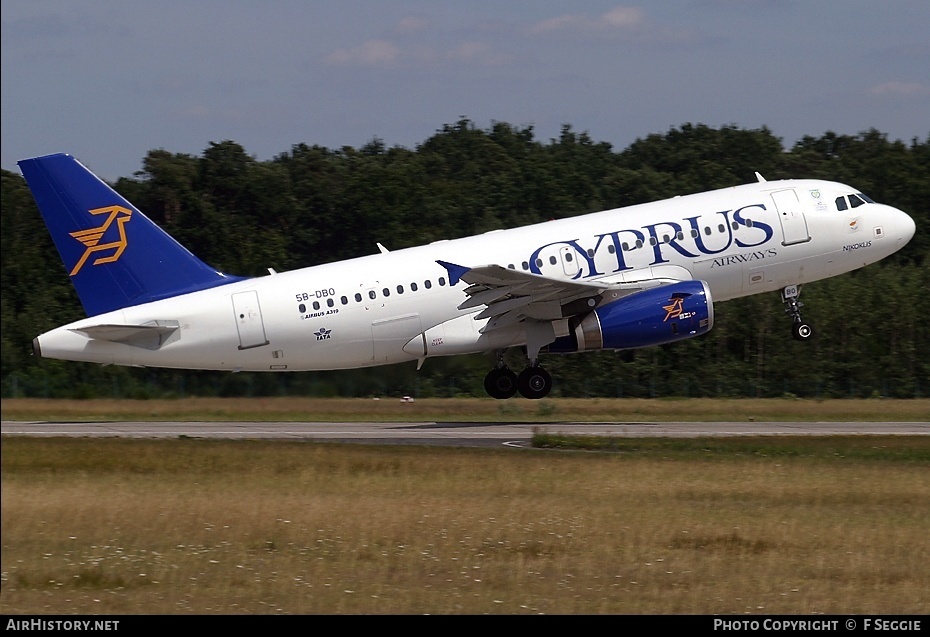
{"left": 424, "top": 280, "right": 432, "bottom": 289}
{"left": 411, "top": 282, "right": 418, "bottom": 292}
{"left": 327, "top": 298, "right": 334, "bottom": 307}
{"left": 313, "top": 301, "right": 320, "bottom": 310}
{"left": 341, "top": 296, "right": 348, "bottom": 305}
{"left": 355, "top": 293, "right": 362, "bottom": 302}
{"left": 835, "top": 196, "right": 848, "bottom": 211}
{"left": 382, "top": 288, "right": 390, "bottom": 297}
{"left": 369, "top": 290, "right": 376, "bottom": 300}
{"left": 397, "top": 285, "right": 404, "bottom": 294}
{"left": 439, "top": 277, "right": 446, "bottom": 286}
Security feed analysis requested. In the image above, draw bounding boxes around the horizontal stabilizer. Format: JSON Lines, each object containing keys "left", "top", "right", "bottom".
{"left": 69, "top": 320, "right": 180, "bottom": 350}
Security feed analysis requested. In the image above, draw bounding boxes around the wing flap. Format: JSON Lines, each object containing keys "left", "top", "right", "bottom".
{"left": 458, "top": 284, "right": 524, "bottom": 310}
{"left": 474, "top": 295, "right": 535, "bottom": 320}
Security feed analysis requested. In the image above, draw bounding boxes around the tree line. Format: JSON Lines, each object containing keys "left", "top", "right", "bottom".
{"left": 2, "top": 121, "right": 927, "bottom": 399}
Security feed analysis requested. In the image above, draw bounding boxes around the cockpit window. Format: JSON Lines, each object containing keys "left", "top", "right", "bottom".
{"left": 849, "top": 194, "right": 866, "bottom": 208}
{"left": 835, "top": 193, "right": 874, "bottom": 211}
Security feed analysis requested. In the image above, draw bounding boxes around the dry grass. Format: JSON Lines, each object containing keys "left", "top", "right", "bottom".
{"left": 2, "top": 396, "right": 929, "bottom": 422}
{"left": 2, "top": 436, "right": 928, "bottom": 614}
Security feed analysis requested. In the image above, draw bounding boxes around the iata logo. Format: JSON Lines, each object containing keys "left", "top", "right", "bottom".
{"left": 68, "top": 205, "right": 133, "bottom": 276}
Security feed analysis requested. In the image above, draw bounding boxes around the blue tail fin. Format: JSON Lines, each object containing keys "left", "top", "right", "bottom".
{"left": 18, "top": 153, "right": 243, "bottom": 316}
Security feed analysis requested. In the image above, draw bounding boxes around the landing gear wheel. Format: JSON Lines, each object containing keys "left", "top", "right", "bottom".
{"left": 484, "top": 367, "right": 518, "bottom": 399}
{"left": 792, "top": 321, "right": 813, "bottom": 341}
{"left": 782, "top": 285, "right": 813, "bottom": 343}
{"left": 517, "top": 366, "right": 552, "bottom": 400}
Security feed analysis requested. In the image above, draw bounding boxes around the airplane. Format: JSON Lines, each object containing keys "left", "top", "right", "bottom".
{"left": 18, "top": 153, "right": 916, "bottom": 399}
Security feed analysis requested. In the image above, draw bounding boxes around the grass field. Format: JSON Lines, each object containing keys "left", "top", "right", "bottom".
{"left": 2, "top": 432, "right": 929, "bottom": 615}
{"left": 2, "top": 396, "right": 929, "bottom": 422}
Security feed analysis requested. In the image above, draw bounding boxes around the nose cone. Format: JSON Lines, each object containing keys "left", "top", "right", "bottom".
{"left": 898, "top": 208, "right": 916, "bottom": 246}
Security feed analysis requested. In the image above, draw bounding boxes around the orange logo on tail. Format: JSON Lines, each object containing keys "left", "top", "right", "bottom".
{"left": 68, "top": 205, "right": 133, "bottom": 276}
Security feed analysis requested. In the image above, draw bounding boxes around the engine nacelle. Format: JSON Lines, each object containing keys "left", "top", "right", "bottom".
{"left": 547, "top": 280, "right": 714, "bottom": 353}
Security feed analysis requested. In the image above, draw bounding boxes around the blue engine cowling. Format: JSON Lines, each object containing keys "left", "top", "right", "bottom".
{"left": 547, "top": 280, "right": 714, "bottom": 352}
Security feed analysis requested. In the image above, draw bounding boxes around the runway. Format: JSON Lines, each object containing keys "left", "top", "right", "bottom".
{"left": 2, "top": 420, "right": 927, "bottom": 447}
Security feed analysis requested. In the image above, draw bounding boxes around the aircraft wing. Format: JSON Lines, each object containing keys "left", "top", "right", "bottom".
{"left": 437, "top": 260, "right": 694, "bottom": 334}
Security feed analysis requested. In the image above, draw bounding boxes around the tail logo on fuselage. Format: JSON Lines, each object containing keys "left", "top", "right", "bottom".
{"left": 67, "top": 205, "right": 133, "bottom": 276}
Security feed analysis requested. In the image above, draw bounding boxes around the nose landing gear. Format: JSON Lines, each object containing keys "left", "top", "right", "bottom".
{"left": 782, "top": 285, "right": 814, "bottom": 341}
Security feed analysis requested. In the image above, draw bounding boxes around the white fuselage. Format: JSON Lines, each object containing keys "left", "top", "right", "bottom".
{"left": 35, "top": 179, "right": 915, "bottom": 371}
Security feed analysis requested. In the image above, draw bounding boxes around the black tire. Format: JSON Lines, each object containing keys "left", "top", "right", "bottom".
{"left": 517, "top": 366, "right": 552, "bottom": 400}
{"left": 484, "top": 367, "right": 518, "bottom": 399}
{"left": 792, "top": 321, "right": 813, "bottom": 341}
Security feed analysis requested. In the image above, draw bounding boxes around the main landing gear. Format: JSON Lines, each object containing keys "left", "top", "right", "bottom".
{"left": 484, "top": 351, "right": 553, "bottom": 400}
{"left": 781, "top": 285, "right": 814, "bottom": 341}
{"left": 484, "top": 365, "right": 517, "bottom": 399}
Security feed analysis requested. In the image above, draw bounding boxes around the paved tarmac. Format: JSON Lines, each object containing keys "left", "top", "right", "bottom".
{"left": 2, "top": 420, "right": 927, "bottom": 447}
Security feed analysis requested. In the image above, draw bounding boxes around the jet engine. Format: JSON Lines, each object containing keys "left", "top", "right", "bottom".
{"left": 547, "top": 280, "right": 714, "bottom": 353}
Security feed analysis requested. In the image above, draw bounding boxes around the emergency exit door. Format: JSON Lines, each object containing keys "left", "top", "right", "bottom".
{"left": 232, "top": 291, "right": 269, "bottom": 350}
{"left": 771, "top": 189, "right": 810, "bottom": 246}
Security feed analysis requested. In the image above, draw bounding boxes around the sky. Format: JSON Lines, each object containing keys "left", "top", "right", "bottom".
{"left": 3, "top": 1, "right": 929, "bottom": 181}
